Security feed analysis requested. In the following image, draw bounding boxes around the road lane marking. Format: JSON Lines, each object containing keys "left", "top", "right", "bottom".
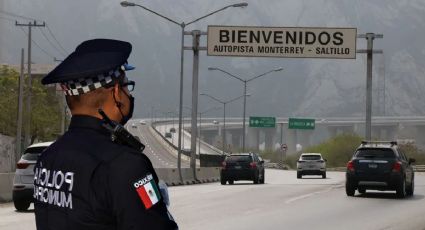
{"left": 285, "top": 184, "right": 343, "bottom": 204}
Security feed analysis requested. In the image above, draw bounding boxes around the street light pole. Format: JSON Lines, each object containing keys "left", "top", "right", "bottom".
{"left": 177, "top": 23, "right": 185, "bottom": 183}
{"left": 200, "top": 93, "right": 248, "bottom": 154}
{"left": 121, "top": 1, "right": 248, "bottom": 183}
{"left": 197, "top": 107, "right": 220, "bottom": 156}
{"left": 208, "top": 67, "right": 283, "bottom": 152}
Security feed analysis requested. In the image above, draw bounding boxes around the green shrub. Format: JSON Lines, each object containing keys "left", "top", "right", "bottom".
{"left": 226, "top": 136, "right": 425, "bottom": 168}
{"left": 0, "top": 65, "right": 63, "bottom": 143}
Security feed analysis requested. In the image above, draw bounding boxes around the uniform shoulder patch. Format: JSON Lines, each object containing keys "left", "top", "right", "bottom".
{"left": 133, "top": 174, "right": 161, "bottom": 209}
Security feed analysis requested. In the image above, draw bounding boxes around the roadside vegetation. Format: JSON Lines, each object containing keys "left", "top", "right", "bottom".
{"left": 0, "top": 65, "right": 64, "bottom": 143}
{"left": 285, "top": 134, "right": 363, "bottom": 169}
{"left": 228, "top": 133, "right": 425, "bottom": 169}
{"left": 399, "top": 143, "right": 425, "bottom": 165}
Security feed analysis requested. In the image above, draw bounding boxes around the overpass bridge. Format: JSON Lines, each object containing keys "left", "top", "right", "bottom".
{"left": 167, "top": 116, "right": 425, "bottom": 154}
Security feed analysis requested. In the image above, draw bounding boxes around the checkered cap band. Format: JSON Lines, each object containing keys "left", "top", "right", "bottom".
{"left": 61, "top": 68, "right": 122, "bottom": 96}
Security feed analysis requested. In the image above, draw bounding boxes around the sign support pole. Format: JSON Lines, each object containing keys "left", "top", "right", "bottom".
{"left": 357, "top": 33, "right": 383, "bottom": 141}
{"left": 184, "top": 30, "right": 207, "bottom": 181}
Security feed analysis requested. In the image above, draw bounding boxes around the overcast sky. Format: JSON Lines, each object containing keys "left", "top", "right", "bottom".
{"left": 1, "top": 0, "right": 424, "bottom": 118}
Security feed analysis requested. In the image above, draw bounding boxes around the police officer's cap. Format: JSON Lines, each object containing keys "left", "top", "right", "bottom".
{"left": 42, "top": 39, "right": 135, "bottom": 96}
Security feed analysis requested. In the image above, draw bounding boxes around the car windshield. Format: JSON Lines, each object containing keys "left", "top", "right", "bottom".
{"left": 355, "top": 148, "right": 395, "bottom": 158}
{"left": 302, "top": 155, "right": 321, "bottom": 160}
{"left": 22, "top": 146, "right": 48, "bottom": 161}
{"left": 226, "top": 155, "right": 252, "bottom": 163}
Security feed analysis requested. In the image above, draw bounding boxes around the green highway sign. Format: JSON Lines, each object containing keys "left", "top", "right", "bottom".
{"left": 288, "top": 118, "right": 315, "bottom": 130}
{"left": 249, "top": 117, "right": 276, "bottom": 128}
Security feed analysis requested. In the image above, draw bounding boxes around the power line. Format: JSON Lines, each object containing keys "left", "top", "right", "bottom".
{"left": 45, "top": 25, "right": 68, "bottom": 55}
{"left": 0, "top": 10, "right": 69, "bottom": 56}
{"left": 0, "top": 15, "right": 15, "bottom": 22}
{"left": 19, "top": 27, "right": 55, "bottom": 59}
{"left": 38, "top": 27, "right": 66, "bottom": 58}
{"left": 0, "top": 10, "right": 38, "bottom": 21}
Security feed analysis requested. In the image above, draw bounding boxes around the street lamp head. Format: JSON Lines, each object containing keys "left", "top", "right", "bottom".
{"left": 208, "top": 67, "right": 218, "bottom": 71}
{"left": 274, "top": 67, "right": 284, "bottom": 72}
{"left": 245, "top": 94, "right": 252, "bottom": 97}
{"left": 120, "top": 1, "right": 136, "bottom": 7}
{"left": 232, "top": 2, "right": 248, "bottom": 8}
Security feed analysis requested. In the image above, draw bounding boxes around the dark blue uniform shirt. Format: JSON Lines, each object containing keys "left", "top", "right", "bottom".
{"left": 34, "top": 115, "right": 178, "bottom": 229}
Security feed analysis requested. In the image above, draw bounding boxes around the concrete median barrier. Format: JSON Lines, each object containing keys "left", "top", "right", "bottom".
{"left": 156, "top": 167, "right": 220, "bottom": 186}
{"left": 0, "top": 173, "right": 14, "bottom": 202}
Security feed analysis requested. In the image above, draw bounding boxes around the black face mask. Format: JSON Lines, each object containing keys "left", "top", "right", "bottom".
{"left": 120, "top": 94, "right": 134, "bottom": 125}
{"left": 113, "top": 88, "right": 135, "bottom": 126}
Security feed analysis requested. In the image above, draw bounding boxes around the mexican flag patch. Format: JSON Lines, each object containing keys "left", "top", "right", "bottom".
{"left": 133, "top": 174, "right": 161, "bottom": 209}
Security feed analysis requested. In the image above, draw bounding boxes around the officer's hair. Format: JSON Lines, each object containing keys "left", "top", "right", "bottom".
{"left": 66, "top": 87, "right": 111, "bottom": 111}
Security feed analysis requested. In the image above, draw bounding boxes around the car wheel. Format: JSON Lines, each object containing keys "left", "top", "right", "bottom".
{"left": 297, "top": 172, "right": 302, "bottom": 179}
{"left": 322, "top": 172, "right": 326, "bottom": 179}
{"left": 396, "top": 178, "right": 407, "bottom": 198}
{"left": 220, "top": 177, "right": 226, "bottom": 185}
{"left": 228, "top": 180, "right": 234, "bottom": 185}
{"left": 406, "top": 176, "right": 414, "bottom": 196}
{"left": 260, "top": 171, "right": 265, "bottom": 184}
{"left": 345, "top": 181, "right": 356, "bottom": 196}
{"left": 358, "top": 188, "right": 366, "bottom": 194}
{"left": 253, "top": 172, "right": 259, "bottom": 184}
{"left": 14, "top": 199, "right": 30, "bottom": 211}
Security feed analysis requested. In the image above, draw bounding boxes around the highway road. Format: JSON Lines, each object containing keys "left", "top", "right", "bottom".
{"left": 125, "top": 120, "right": 190, "bottom": 168}
{"left": 168, "top": 170, "right": 425, "bottom": 230}
{"left": 2, "top": 170, "right": 425, "bottom": 230}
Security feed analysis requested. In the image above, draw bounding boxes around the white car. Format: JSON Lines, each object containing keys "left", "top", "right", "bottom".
{"left": 139, "top": 120, "right": 146, "bottom": 125}
{"left": 131, "top": 123, "right": 137, "bottom": 128}
{"left": 13, "top": 141, "right": 53, "bottom": 211}
{"left": 297, "top": 153, "right": 327, "bottom": 179}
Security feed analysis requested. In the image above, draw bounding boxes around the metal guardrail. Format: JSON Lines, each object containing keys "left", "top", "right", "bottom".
{"left": 326, "top": 165, "right": 425, "bottom": 172}
{"left": 264, "top": 162, "right": 289, "bottom": 170}
{"left": 264, "top": 164, "right": 425, "bottom": 172}
{"left": 413, "top": 165, "right": 425, "bottom": 172}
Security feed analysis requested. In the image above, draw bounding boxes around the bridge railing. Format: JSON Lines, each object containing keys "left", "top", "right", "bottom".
{"left": 413, "top": 165, "right": 425, "bottom": 172}
{"left": 152, "top": 120, "right": 225, "bottom": 156}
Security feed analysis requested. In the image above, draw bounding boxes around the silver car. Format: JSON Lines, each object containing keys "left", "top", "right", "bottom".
{"left": 297, "top": 153, "right": 327, "bottom": 179}
{"left": 13, "top": 142, "right": 53, "bottom": 211}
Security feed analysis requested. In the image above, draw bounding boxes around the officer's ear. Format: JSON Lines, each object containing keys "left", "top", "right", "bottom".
{"left": 112, "top": 82, "right": 122, "bottom": 101}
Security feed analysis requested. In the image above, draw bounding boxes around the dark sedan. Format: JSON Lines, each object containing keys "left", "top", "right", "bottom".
{"left": 220, "top": 153, "right": 265, "bottom": 185}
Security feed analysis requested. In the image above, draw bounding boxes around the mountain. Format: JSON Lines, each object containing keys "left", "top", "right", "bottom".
{"left": 1, "top": 0, "right": 424, "bottom": 118}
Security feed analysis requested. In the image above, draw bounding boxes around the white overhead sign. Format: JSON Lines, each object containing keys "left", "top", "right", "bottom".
{"left": 207, "top": 26, "right": 357, "bottom": 59}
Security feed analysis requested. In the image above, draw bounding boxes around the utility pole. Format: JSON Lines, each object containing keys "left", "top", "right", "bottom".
{"left": 357, "top": 33, "right": 383, "bottom": 141}
{"left": 16, "top": 20, "right": 46, "bottom": 147}
{"left": 54, "top": 57, "right": 66, "bottom": 135}
{"left": 15, "top": 48, "right": 25, "bottom": 169}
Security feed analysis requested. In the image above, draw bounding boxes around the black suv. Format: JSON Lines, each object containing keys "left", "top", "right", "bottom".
{"left": 346, "top": 141, "right": 415, "bottom": 198}
{"left": 220, "top": 153, "right": 265, "bottom": 185}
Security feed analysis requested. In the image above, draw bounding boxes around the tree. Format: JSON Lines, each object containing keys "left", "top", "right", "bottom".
{"left": 0, "top": 65, "right": 62, "bottom": 143}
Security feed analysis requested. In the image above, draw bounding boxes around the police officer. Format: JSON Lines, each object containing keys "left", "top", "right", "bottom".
{"left": 34, "top": 39, "right": 178, "bottom": 229}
